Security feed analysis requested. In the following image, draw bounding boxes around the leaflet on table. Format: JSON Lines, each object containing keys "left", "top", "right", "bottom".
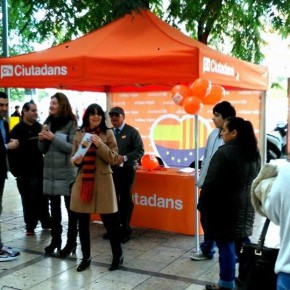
{"left": 72, "top": 133, "right": 92, "bottom": 160}
{"left": 177, "top": 167, "right": 195, "bottom": 173}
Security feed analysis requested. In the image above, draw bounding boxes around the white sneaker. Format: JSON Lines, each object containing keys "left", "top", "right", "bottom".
{"left": 190, "top": 251, "right": 211, "bottom": 261}
{"left": 0, "top": 246, "right": 20, "bottom": 262}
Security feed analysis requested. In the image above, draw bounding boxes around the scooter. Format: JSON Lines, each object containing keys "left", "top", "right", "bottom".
{"left": 266, "top": 122, "right": 287, "bottom": 163}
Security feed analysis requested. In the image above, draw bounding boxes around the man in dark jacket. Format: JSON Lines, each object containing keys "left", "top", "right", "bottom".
{"left": 0, "top": 91, "right": 20, "bottom": 261}
{"left": 11, "top": 105, "right": 21, "bottom": 117}
{"left": 108, "top": 106, "right": 144, "bottom": 243}
{"left": 9, "top": 101, "right": 51, "bottom": 235}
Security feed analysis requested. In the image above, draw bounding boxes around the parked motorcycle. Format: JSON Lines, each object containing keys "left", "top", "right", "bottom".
{"left": 266, "top": 122, "right": 287, "bottom": 162}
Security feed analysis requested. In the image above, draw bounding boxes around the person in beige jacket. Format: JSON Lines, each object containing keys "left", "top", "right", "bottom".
{"left": 70, "top": 103, "right": 123, "bottom": 272}
{"left": 251, "top": 162, "right": 290, "bottom": 289}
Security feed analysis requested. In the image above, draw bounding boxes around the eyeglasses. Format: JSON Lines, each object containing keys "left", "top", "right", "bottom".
{"left": 109, "top": 113, "right": 120, "bottom": 118}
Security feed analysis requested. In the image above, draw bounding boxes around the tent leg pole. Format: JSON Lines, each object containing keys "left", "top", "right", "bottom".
{"left": 194, "top": 114, "right": 200, "bottom": 252}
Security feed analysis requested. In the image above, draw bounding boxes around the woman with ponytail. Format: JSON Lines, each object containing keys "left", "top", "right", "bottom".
{"left": 198, "top": 117, "right": 261, "bottom": 290}
{"left": 70, "top": 104, "right": 123, "bottom": 272}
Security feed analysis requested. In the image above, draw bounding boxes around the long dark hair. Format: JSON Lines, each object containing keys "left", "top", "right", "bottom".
{"left": 81, "top": 104, "right": 109, "bottom": 134}
{"left": 44, "top": 92, "right": 77, "bottom": 132}
{"left": 225, "top": 117, "right": 260, "bottom": 161}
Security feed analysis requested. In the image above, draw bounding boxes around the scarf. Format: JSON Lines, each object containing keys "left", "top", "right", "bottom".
{"left": 80, "top": 127, "right": 101, "bottom": 203}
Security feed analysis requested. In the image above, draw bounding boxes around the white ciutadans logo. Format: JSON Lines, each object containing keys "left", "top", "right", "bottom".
{"left": 203, "top": 57, "right": 235, "bottom": 77}
{"left": 1, "top": 64, "right": 67, "bottom": 79}
{"left": 1, "top": 65, "right": 13, "bottom": 78}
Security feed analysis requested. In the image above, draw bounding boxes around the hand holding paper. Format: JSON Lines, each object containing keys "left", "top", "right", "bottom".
{"left": 72, "top": 133, "right": 92, "bottom": 162}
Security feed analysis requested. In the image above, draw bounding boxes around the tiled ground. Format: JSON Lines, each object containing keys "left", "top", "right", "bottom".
{"left": 0, "top": 173, "right": 279, "bottom": 290}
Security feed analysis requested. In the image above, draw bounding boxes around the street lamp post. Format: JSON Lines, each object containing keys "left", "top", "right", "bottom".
{"left": 1, "top": 0, "right": 10, "bottom": 114}
{"left": 2, "top": 0, "right": 8, "bottom": 57}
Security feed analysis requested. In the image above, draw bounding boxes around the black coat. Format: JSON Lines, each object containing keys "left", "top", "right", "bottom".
{"left": 0, "top": 120, "right": 9, "bottom": 179}
{"left": 8, "top": 121, "right": 43, "bottom": 178}
{"left": 198, "top": 140, "right": 260, "bottom": 241}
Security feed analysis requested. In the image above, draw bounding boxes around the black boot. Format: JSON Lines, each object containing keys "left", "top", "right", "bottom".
{"left": 108, "top": 231, "right": 123, "bottom": 271}
{"left": 44, "top": 239, "right": 61, "bottom": 254}
{"left": 109, "top": 254, "right": 124, "bottom": 271}
{"left": 77, "top": 257, "right": 91, "bottom": 272}
{"left": 60, "top": 200, "right": 78, "bottom": 258}
{"left": 59, "top": 242, "right": 77, "bottom": 257}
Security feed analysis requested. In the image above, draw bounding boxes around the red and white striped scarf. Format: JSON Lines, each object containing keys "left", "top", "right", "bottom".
{"left": 80, "top": 127, "right": 100, "bottom": 203}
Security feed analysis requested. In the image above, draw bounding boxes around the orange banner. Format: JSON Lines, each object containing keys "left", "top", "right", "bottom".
{"left": 111, "top": 90, "right": 262, "bottom": 167}
{"left": 92, "top": 168, "right": 203, "bottom": 235}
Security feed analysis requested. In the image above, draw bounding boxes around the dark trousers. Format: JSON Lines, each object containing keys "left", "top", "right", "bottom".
{"left": 0, "top": 176, "right": 5, "bottom": 248}
{"left": 216, "top": 240, "right": 236, "bottom": 289}
{"left": 16, "top": 176, "right": 50, "bottom": 230}
{"left": 77, "top": 212, "right": 122, "bottom": 260}
{"left": 49, "top": 195, "right": 77, "bottom": 244}
{"left": 0, "top": 177, "right": 5, "bottom": 216}
{"left": 112, "top": 166, "right": 136, "bottom": 234}
{"left": 200, "top": 234, "right": 216, "bottom": 258}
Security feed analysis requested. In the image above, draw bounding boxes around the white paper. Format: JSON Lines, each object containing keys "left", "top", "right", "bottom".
{"left": 178, "top": 167, "right": 195, "bottom": 173}
{"left": 72, "top": 133, "right": 92, "bottom": 160}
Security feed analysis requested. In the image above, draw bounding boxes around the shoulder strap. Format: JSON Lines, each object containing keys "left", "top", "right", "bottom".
{"left": 256, "top": 218, "right": 270, "bottom": 252}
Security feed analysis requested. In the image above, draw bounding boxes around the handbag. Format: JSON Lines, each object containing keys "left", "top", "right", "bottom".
{"left": 239, "top": 218, "right": 279, "bottom": 290}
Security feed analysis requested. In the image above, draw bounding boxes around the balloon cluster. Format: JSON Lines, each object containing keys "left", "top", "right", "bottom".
{"left": 141, "top": 154, "right": 159, "bottom": 170}
{"left": 170, "top": 78, "right": 225, "bottom": 114}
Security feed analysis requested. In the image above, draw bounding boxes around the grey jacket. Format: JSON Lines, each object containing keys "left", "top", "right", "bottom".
{"left": 197, "top": 128, "right": 223, "bottom": 188}
{"left": 38, "top": 120, "right": 77, "bottom": 196}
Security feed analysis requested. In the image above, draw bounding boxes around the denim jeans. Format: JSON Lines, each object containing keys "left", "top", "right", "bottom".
{"left": 216, "top": 240, "right": 236, "bottom": 290}
{"left": 277, "top": 272, "right": 290, "bottom": 290}
{"left": 200, "top": 234, "right": 216, "bottom": 258}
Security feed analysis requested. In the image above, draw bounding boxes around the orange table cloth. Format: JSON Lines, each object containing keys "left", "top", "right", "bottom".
{"left": 92, "top": 167, "right": 202, "bottom": 235}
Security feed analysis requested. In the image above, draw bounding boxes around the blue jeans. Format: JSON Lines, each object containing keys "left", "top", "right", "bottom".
{"left": 216, "top": 240, "right": 236, "bottom": 290}
{"left": 277, "top": 272, "right": 290, "bottom": 290}
{"left": 200, "top": 234, "right": 216, "bottom": 258}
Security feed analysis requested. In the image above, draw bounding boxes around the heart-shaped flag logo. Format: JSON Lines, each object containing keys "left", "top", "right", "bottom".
{"left": 150, "top": 114, "right": 212, "bottom": 167}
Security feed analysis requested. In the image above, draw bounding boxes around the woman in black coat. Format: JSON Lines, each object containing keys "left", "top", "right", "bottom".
{"left": 198, "top": 117, "right": 260, "bottom": 290}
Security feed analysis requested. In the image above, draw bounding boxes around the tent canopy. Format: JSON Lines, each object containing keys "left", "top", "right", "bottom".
{"left": 0, "top": 10, "right": 268, "bottom": 92}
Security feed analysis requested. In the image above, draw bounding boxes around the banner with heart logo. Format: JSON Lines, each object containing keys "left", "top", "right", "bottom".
{"left": 111, "top": 90, "right": 262, "bottom": 168}
{"left": 150, "top": 114, "right": 211, "bottom": 167}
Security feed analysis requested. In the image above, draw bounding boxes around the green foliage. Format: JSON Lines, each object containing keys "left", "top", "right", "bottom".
{"left": 0, "top": 0, "right": 289, "bottom": 64}
{"left": 38, "top": 90, "right": 49, "bottom": 101}
{"left": 9, "top": 89, "right": 25, "bottom": 102}
{"left": 166, "top": 0, "right": 289, "bottom": 63}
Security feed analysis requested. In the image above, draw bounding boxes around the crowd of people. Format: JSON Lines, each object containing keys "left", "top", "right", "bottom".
{"left": 1, "top": 91, "right": 288, "bottom": 289}
{"left": 0, "top": 91, "right": 144, "bottom": 272}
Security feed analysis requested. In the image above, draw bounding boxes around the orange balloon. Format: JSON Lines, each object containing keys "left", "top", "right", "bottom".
{"left": 190, "top": 78, "right": 211, "bottom": 101}
{"left": 170, "top": 85, "right": 191, "bottom": 106}
{"left": 202, "top": 85, "right": 225, "bottom": 105}
{"left": 183, "top": 97, "right": 202, "bottom": 115}
{"left": 141, "top": 154, "right": 159, "bottom": 170}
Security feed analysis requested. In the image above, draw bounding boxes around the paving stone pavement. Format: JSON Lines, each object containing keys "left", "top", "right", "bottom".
{"left": 0, "top": 173, "right": 279, "bottom": 290}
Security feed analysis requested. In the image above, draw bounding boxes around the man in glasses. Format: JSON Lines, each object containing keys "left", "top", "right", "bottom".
{"left": 8, "top": 101, "right": 51, "bottom": 236}
{"left": 107, "top": 106, "right": 144, "bottom": 243}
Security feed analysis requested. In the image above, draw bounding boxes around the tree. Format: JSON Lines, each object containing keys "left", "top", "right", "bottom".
{"left": 0, "top": 0, "right": 289, "bottom": 64}
{"left": 166, "top": 0, "right": 290, "bottom": 63}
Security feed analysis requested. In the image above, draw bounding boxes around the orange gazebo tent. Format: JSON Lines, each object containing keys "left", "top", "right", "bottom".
{"left": 0, "top": 10, "right": 268, "bottom": 92}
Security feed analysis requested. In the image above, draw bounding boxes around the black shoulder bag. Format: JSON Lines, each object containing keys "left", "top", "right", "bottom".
{"left": 239, "top": 218, "right": 279, "bottom": 290}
